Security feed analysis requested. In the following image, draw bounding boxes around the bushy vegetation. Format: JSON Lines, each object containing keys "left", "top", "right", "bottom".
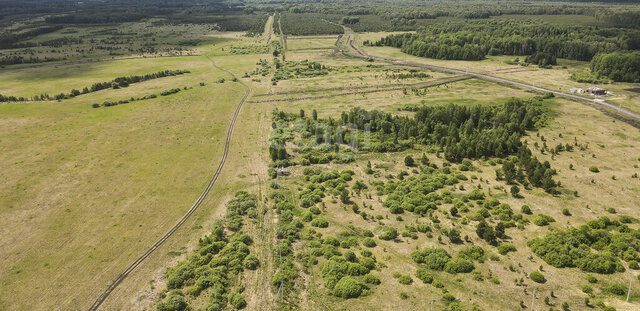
{"left": 158, "top": 191, "right": 259, "bottom": 310}
{"left": 528, "top": 217, "right": 639, "bottom": 274}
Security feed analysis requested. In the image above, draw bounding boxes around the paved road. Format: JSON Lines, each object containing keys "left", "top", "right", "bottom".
{"left": 340, "top": 27, "right": 640, "bottom": 126}
{"left": 87, "top": 57, "right": 251, "bottom": 311}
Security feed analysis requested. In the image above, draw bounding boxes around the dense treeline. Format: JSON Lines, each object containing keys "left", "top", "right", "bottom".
{"left": 590, "top": 51, "right": 640, "bottom": 83}
{"left": 372, "top": 20, "right": 640, "bottom": 62}
{"left": 528, "top": 217, "right": 640, "bottom": 274}
{"left": 0, "top": 94, "right": 28, "bottom": 102}
{"left": 279, "top": 13, "right": 343, "bottom": 36}
{"left": 157, "top": 192, "right": 258, "bottom": 311}
{"left": 0, "top": 25, "right": 63, "bottom": 49}
{"left": 0, "top": 55, "right": 60, "bottom": 66}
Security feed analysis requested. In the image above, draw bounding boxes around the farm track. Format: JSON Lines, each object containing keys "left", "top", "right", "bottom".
{"left": 247, "top": 76, "right": 469, "bottom": 103}
{"left": 339, "top": 26, "right": 640, "bottom": 128}
{"left": 87, "top": 57, "right": 251, "bottom": 311}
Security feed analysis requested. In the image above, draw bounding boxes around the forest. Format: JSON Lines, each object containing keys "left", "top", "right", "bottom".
{"left": 590, "top": 51, "right": 640, "bottom": 82}
{"left": 371, "top": 20, "right": 640, "bottom": 63}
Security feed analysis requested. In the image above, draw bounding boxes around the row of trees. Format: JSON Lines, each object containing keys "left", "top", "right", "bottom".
{"left": 371, "top": 20, "right": 639, "bottom": 62}
{"left": 52, "top": 69, "right": 189, "bottom": 101}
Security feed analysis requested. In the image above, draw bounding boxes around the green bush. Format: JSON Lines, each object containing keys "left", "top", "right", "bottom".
{"left": 362, "top": 237, "right": 377, "bottom": 248}
{"left": 379, "top": 228, "right": 398, "bottom": 240}
{"left": 243, "top": 254, "right": 260, "bottom": 270}
{"left": 411, "top": 248, "right": 451, "bottom": 270}
{"left": 589, "top": 166, "right": 599, "bottom": 173}
{"left": 533, "top": 214, "right": 555, "bottom": 226}
{"left": 442, "top": 293, "right": 456, "bottom": 304}
{"left": 529, "top": 271, "right": 546, "bottom": 283}
{"left": 416, "top": 268, "right": 434, "bottom": 284}
{"left": 157, "top": 294, "right": 188, "bottom": 311}
{"left": 311, "top": 218, "right": 329, "bottom": 228}
{"left": 586, "top": 274, "right": 598, "bottom": 283}
{"left": 230, "top": 293, "right": 247, "bottom": 309}
{"left": 497, "top": 243, "right": 517, "bottom": 255}
{"left": 606, "top": 283, "right": 627, "bottom": 296}
{"left": 364, "top": 273, "right": 381, "bottom": 285}
{"left": 332, "top": 277, "right": 365, "bottom": 298}
{"left": 444, "top": 258, "right": 474, "bottom": 274}
{"left": 398, "top": 274, "right": 413, "bottom": 285}
{"left": 521, "top": 205, "right": 532, "bottom": 214}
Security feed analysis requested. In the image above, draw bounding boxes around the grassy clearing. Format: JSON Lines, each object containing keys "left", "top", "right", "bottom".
{"left": 287, "top": 37, "right": 339, "bottom": 51}
{"left": 0, "top": 28, "right": 272, "bottom": 309}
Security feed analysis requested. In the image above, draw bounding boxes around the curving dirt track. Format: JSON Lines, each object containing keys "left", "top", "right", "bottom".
{"left": 87, "top": 56, "right": 251, "bottom": 311}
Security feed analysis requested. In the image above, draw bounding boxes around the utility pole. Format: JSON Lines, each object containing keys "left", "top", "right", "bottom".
{"left": 57, "top": 295, "right": 62, "bottom": 311}
{"left": 627, "top": 279, "right": 633, "bottom": 302}
{"left": 138, "top": 290, "right": 141, "bottom": 311}
{"left": 531, "top": 288, "right": 536, "bottom": 311}
{"left": 430, "top": 299, "right": 434, "bottom": 311}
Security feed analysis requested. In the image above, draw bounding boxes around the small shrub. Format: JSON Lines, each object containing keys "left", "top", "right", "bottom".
{"left": 521, "top": 205, "right": 532, "bottom": 214}
{"left": 362, "top": 238, "right": 377, "bottom": 248}
{"left": 157, "top": 294, "right": 188, "bottom": 311}
{"left": 497, "top": 243, "right": 517, "bottom": 255}
{"left": 589, "top": 166, "right": 599, "bottom": 173}
{"left": 379, "top": 228, "right": 398, "bottom": 241}
{"left": 363, "top": 273, "right": 381, "bottom": 285}
{"left": 529, "top": 271, "right": 546, "bottom": 283}
{"left": 243, "top": 254, "right": 260, "bottom": 270}
{"left": 416, "top": 268, "right": 433, "bottom": 284}
{"left": 581, "top": 284, "right": 593, "bottom": 295}
{"left": 606, "top": 283, "right": 626, "bottom": 296}
{"left": 333, "top": 277, "right": 365, "bottom": 298}
{"left": 444, "top": 258, "right": 474, "bottom": 274}
{"left": 311, "top": 218, "right": 329, "bottom": 228}
{"left": 230, "top": 293, "right": 247, "bottom": 309}
{"left": 398, "top": 274, "right": 413, "bottom": 285}
{"left": 533, "top": 214, "right": 555, "bottom": 226}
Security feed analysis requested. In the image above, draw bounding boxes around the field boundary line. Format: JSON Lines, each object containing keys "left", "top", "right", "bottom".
{"left": 87, "top": 56, "right": 251, "bottom": 311}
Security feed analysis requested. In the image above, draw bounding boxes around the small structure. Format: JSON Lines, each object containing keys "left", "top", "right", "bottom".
{"left": 585, "top": 87, "right": 607, "bottom": 95}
